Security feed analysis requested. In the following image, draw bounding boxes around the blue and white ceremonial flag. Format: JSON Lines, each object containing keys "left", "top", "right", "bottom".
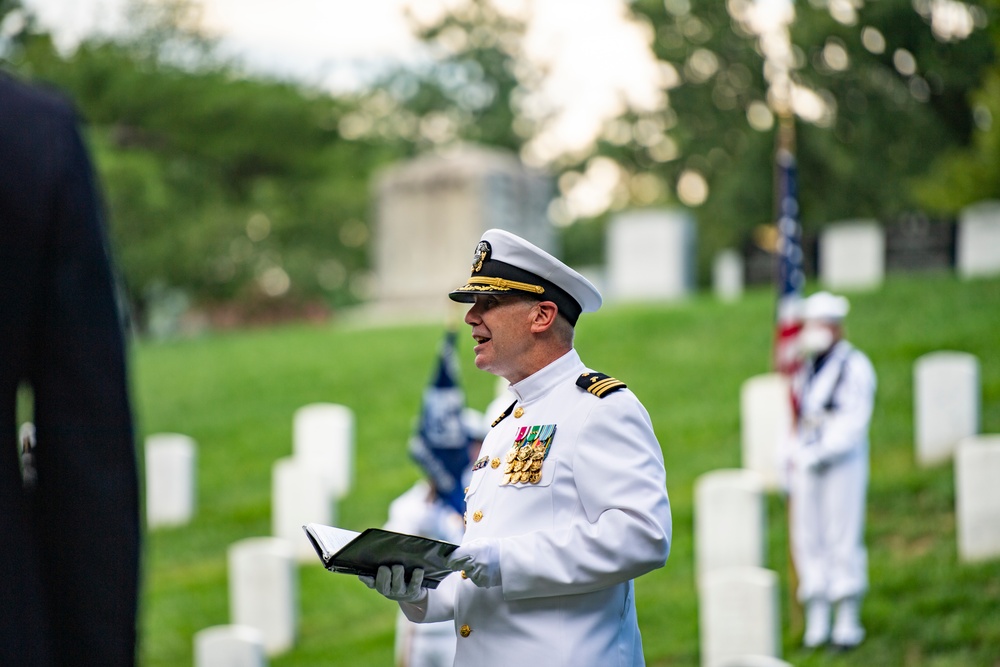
{"left": 774, "top": 144, "right": 805, "bottom": 376}
{"left": 408, "top": 329, "right": 472, "bottom": 515}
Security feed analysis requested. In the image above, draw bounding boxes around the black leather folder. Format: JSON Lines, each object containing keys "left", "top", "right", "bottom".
{"left": 303, "top": 523, "right": 459, "bottom": 588}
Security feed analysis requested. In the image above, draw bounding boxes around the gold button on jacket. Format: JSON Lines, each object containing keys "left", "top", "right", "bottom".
{"left": 459, "top": 624, "right": 472, "bottom": 637}
{"left": 472, "top": 510, "right": 484, "bottom": 522}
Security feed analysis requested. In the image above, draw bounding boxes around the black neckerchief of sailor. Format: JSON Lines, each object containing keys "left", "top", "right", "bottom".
{"left": 804, "top": 342, "right": 854, "bottom": 414}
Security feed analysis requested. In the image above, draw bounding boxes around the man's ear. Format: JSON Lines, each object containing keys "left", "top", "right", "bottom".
{"left": 529, "top": 301, "right": 559, "bottom": 334}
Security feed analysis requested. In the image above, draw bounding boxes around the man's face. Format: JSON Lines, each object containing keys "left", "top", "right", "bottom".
{"left": 464, "top": 294, "right": 537, "bottom": 383}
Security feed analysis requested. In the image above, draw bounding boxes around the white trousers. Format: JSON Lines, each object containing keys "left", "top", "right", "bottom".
{"left": 789, "top": 450, "right": 869, "bottom": 603}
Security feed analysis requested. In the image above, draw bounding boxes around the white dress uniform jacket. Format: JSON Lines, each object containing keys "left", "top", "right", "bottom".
{"left": 400, "top": 349, "right": 672, "bottom": 667}
{"left": 787, "top": 340, "right": 876, "bottom": 603}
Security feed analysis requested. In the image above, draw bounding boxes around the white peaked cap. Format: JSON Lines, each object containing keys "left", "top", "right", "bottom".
{"left": 449, "top": 228, "right": 602, "bottom": 325}
{"left": 802, "top": 291, "right": 850, "bottom": 321}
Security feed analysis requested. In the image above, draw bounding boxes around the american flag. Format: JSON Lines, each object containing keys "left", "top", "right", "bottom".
{"left": 773, "top": 143, "right": 805, "bottom": 377}
{"left": 408, "top": 329, "right": 473, "bottom": 515}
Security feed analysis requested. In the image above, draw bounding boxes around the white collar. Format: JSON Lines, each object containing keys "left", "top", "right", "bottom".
{"left": 509, "top": 349, "right": 585, "bottom": 405}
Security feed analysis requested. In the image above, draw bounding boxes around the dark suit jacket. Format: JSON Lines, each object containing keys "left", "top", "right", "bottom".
{"left": 0, "top": 71, "right": 140, "bottom": 667}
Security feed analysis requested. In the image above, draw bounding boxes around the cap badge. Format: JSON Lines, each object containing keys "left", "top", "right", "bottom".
{"left": 472, "top": 240, "right": 491, "bottom": 273}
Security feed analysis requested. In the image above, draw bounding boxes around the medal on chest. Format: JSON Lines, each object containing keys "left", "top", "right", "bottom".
{"left": 500, "top": 424, "right": 555, "bottom": 485}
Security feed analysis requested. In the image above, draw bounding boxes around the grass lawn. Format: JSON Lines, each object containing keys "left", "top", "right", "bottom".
{"left": 133, "top": 272, "right": 1000, "bottom": 666}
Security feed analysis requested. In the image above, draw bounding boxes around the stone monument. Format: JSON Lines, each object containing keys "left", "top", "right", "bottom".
{"left": 371, "top": 145, "right": 554, "bottom": 319}
{"left": 145, "top": 433, "right": 196, "bottom": 528}
{"left": 956, "top": 200, "right": 1000, "bottom": 278}
{"left": 819, "top": 220, "right": 884, "bottom": 290}
{"left": 914, "top": 351, "right": 980, "bottom": 466}
{"left": 292, "top": 403, "right": 355, "bottom": 500}
{"left": 740, "top": 374, "right": 792, "bottom": 491}
{"left": 695, "top": 469, "right": 767, "bottom": 579}
{"left": 713, "top": 249, "right": 744, "bottom": 302}
{"left": 272, "top": 456, "right": 333, "bottom": 562}
{"left": 194, "top": 625, "right": 267, "bottom": 667}
{"left": 699, "top": 567, "right": 782, "bottom": 667}
{"left": 607, "top": 208, "right": 696, "bottom": 301}
{"left": 955, "top": 435, "right": 1000, "bottom": 562}
{"left": 228, "top": 537, "right": 297, "bottom": 656}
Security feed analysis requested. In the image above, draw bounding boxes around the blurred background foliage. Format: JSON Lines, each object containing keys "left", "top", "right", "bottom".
{"left": 0, "top": 0, "right": 997, "bottom": 330}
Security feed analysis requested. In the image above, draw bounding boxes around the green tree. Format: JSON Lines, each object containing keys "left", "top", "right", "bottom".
{"left": 4, "top": 1, "right": 403, "bottom": 328}
{"left": 915, "top": 16, "right": 1000, "bottom": 211}
{"left": 380, "top": 0, "right": 995, "bottom": 279}
{"left": 789, "top": 0, "right": 995, "bottom": 220}
{"left": 342, "top": 0, "right": 526, "bottom": 155}
{"left": 619, "top": 0, "right": 996, "bottom": 280}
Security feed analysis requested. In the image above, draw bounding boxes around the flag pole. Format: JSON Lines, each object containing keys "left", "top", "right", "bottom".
{"left": 773, "top": 107, "right": 803, "bottom": 638}
{"left": 772, "top": 109, "right": 803, "bottom": 377}
{"left": 757, "top": 0, "right": 804, "bottom": 640}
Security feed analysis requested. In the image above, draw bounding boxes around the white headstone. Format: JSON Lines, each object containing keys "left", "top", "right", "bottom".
{"left": 713, "top": 249, "right": 744, "bottom": 302}
{"left": 372, "top": 146, "right": 553, "bottom": 318}
{"left": 145, "top": 433, "right": 196, "bottom": 528}
{"left": 914, "top": 351, "right": 980, "bottom": 466}
{"left": 740, "top": 374, "right": 792, "bottom": 491}
{"left": 228, "top": 537, "right": 298, "bottom": 656}
{"left": 956, "top": 200, "right": 1000, "bottom": 279}
{"left": 607, "top": 209, "right": 696, "bottom": 301}
{"left": 272, "top": 457, "right": 334, "bottom": 562}
{"left": 955, "top": 435, "right": 1000, "bottom": 562}
{"left": 819, "top": 220, "right": 884, "bottom": 290}
{"left": 293, "top": 403, "right": 355, "bottom": 499}
{"left": 695, "top": 470, "right": 767, "bottom": 579}
{"left": 194, "top": 625, "right": 267, "bottom": 667}
{"left": 699, "top": 567, "right": 782, "bottom": 667}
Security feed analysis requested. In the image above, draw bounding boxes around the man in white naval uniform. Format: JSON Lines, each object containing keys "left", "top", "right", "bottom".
{"left": 782, "top": 291, "right": 876, "bottom": 651}
{"left": 361, "top": 229, "right": 672, "bottom": 667}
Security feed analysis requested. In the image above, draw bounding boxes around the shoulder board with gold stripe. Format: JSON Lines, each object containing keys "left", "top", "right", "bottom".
{"left": 576, "top": 372, "right": 627, "bottom": 398}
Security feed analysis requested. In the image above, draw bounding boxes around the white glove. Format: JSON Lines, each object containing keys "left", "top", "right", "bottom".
{"left": 797, "top": 447, "right": 831, "bottom": 474}
{"left": 359, "top": 564, "right": 427, "bottom": 603}
{"left": 448, "top": 538, "right": 502, "bottom": 588}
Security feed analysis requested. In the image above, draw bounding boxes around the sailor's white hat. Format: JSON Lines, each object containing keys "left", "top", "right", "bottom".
{"left": 802, "top": 291, "right": 850, "bottom": 321}
{"left": 448, "top": 229, "right": 602, "bottom": 325}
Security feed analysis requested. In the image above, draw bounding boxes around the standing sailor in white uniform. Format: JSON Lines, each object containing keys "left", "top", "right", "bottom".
{"left": 784, "top": 291, "right": 876, "bottom": 650}
{"left": 361, "top": 228, "right": 672, "bottom": 667}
